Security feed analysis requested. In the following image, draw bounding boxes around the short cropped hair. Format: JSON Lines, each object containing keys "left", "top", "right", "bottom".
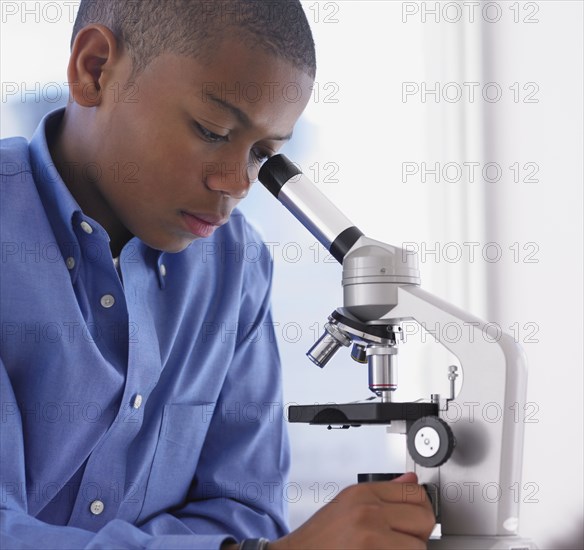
{"left": 71, "top": 0, "right": 316, "bottom": 78}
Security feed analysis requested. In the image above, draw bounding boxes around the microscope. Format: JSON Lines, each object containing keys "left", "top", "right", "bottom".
{"left": 258, "top": 155, "right": 537, "bottom": 550}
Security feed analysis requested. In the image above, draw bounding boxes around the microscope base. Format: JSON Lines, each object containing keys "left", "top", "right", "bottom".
{"left": 429, "top": 535, "right": 537, "bottom": 549}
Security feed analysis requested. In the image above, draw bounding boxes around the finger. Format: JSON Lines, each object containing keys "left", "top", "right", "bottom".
{"left": 365, "top": 480, "right": 430, "bottom": 507}
{"left": 381, "top": 502, "right": 436, "bottom": 540}
{"left": 390, "top": 472, "right": 418, "bottom": 484}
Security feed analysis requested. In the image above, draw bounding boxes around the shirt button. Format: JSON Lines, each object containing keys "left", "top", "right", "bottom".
{"left": 100, "top": 294, "right": 115, "bottom": 308}
{"left": 159, "top": 264, "right": 167, "bottom": 277}
{"left": 133, "top": 394, "right": 143, "bottom": 409}
{"left": 90, "top": 500, "right": 104, "bottom": 515}
{"left": 66, "top": 257, "right": 75, "bottom": 270}
{"left": 80, "top": 221, "right": 93, "bottom": 234}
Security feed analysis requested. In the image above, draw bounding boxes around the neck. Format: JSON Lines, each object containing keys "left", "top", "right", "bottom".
{"left": 48, "top": 106, "right": 133, "bottom": 257}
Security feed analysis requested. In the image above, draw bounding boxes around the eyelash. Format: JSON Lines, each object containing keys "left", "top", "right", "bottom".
{"left": 251, "top": 149, "right": 270, "bottom": 163}
{"left": 194, "top": 121, "right": 271, "bottom": 164}
{"left": 194, "top": 121, "right": 228, "bottom": 143}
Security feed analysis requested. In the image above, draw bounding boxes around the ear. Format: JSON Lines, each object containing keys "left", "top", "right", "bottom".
{"left": 67, "top": 24, "right": 121, "bottom": 108}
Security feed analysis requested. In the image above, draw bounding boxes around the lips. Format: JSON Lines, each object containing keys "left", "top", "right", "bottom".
{"left": 181, "top": 211, "right": 227, "bottom": 238}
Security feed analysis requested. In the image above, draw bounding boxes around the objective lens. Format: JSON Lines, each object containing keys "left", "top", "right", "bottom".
{"left": 307, "top": 333, "right": 343, "bottom": 368}
{"left": 306, "top": 322, "right": 351, "bottom": 368}
{"left": 367, "top": 345, "right": 398, "bottom": 400}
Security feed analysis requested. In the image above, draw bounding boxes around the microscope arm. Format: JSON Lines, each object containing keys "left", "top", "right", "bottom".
{"left": 387, "top": 284, "right": 529, "bottom": 537}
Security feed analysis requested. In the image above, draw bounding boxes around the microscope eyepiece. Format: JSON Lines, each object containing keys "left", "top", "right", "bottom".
{"left": 257, "top": 154, "right": 363, "bottom": 264}
{"left": 258, "top": 155, "right": 302, "bottom": 198}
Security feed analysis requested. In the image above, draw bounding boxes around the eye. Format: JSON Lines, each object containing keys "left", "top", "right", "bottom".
{"left": 250, "top": 148, "right": 271, "bottom": 164}
{"left": 193, "top": 121, "right": 229, "bottom": 143}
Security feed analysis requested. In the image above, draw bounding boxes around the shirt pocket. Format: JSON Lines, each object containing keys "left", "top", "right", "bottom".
{"left": 137, "top": 402, "right": 216, "bottom": 523}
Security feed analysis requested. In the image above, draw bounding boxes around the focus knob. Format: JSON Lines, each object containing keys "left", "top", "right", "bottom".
{"left": 407, "top": 416, "right": 456, "bottom": 468}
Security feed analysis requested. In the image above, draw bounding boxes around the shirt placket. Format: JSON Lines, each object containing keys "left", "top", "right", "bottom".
{"left": 66, "top": 229, "right": 163, "bottom": 529}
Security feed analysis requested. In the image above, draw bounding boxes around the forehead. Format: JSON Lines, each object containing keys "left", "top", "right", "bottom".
{"left": 134, "top": 39, "right": 314, "bottom": 134}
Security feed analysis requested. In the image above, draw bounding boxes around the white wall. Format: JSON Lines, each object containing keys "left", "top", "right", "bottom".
{"left": 257, "top": 2, "right": 583, "bottom": 547}
{"left": 480, "top": 3, "right": 583, "bottom": 547}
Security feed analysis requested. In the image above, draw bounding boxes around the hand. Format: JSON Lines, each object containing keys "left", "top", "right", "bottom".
{"left": 268, "top": 472, "right": 435, "bottom": 550}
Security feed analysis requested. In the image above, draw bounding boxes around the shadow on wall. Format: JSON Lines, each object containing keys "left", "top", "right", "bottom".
{"left": 549, "top": 521, "right": 584, "bottom": 550}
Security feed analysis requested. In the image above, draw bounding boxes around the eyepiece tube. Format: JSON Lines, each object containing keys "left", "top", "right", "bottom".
{"left": 258, "top": 154, "right": 364, "bottom": 263}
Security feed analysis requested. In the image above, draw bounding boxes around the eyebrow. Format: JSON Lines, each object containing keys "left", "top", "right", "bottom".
{"left": 205, "top": 93, "right": 293, "bottom": 142}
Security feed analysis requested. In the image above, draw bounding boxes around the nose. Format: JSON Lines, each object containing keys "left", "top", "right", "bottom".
{"left": 203, "top": 153, "right": 254, "bottom": 199}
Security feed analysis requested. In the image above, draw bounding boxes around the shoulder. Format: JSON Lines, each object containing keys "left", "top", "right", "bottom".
{"left": 178, "top": 208, "right": 274, "bottom": 290}
{"left": 0, "top": 137, "right": 32, "bottom": 176}
{"left": 220, "top": 209, "right": 275, "bottom": 314}
{"left": 0, "top": 137, "right": 39, "bottom": 213}
{"left": 223, "top": 208, "right": 269, "bottom": 250}
{"left": 219, "top": 208, "right": 273, "bottom": 281}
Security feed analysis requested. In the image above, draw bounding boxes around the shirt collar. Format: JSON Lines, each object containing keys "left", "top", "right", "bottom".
{"left": 29, "top": 108, "right": 82, "bottom": 263}
{"left": 28, "top": 107, "right": 165, "bottom": 284}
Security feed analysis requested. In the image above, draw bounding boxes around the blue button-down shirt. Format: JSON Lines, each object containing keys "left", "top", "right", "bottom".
{"left": 0, "top": 108, "right": 289, "bottom": 549}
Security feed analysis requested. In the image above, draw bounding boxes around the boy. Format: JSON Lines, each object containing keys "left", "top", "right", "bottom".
{"left": 0, "top": 1, "right": 435, "bottom": 548}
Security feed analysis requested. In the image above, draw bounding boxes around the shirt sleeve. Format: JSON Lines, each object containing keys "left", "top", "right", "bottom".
{"left": 138, "top": 248, "right": 290, "bottom": 541}
{"left": 0, "top": 358, "right": 235, "bottom": 550}
{"left": 1, "top": 240, "right": 289, "bottom": 548}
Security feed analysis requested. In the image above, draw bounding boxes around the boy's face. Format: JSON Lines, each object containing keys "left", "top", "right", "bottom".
{"left": 89, "top": 36, "right": 313, "bottom": 252}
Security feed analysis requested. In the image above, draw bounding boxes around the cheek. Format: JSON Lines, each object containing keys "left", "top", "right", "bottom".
{"left": 248, "top": 163, "right": 260, "bottom": 182}
{"left": 154, "top": 145, "right": 210, "bottom": 195}
{"left": 104, "top": 108, "right": 211, "bottom": 201}
{"left": 157, "top": 131, "right": 228, "bottom": 191}
{"left": 114, "top": 134, "right": 186, "bottom": 196}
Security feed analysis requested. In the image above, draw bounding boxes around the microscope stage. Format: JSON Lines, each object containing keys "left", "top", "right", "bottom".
{"left": 288, "top": 401, "right": 439, "bottom": 426}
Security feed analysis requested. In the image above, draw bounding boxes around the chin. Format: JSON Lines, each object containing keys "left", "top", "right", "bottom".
{"left": 143, "top": 233, "right": 198, "bottom": 254}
